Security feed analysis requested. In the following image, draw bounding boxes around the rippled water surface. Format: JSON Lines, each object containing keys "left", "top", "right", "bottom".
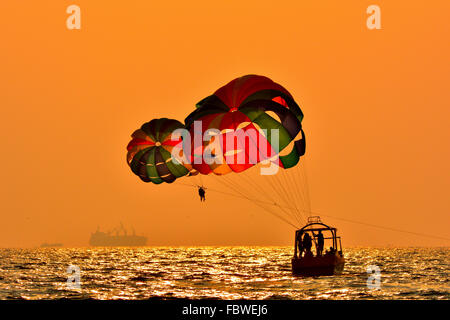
{"left": 0, "top": 247, "right": 448, "bottom": 300}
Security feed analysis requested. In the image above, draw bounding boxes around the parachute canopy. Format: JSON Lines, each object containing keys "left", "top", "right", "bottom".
{"left": 125, "top": 76, "right": 310, "bottom": 228}
{"left": 126, "top": 118, "right": 195, "bottom": 184}
{"left": 184, "top": 75, "right": 306, "bottom": 175}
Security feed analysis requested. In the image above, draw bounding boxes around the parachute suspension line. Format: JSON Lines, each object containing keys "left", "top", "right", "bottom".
{"left": 176, "top": 180, "right": 263, "bottom": 203}
{"left": 229, "top": 173, "right": 272, "bottom": 206}
{"left": 274, "top": 163, "right": 307, "bottom": 226}
{"left": 215, "top": 173, "right": 300, "bottom": 229}
{"left": 299, "top": 162, "right": 312, "bottom": 213}
{"left": 304, "top": 210, "right": 450, "bottom": 242}
{"left": 240, "top": 167, "right": 303, "bottom": 227}
{"left": 288, "top": 161, "right": 311, "bottom": 225}
{"left": 194, "top": 181, "right": 298, "bottom": 212}
{"left": 178, "top": 174, "right": 205, "bottom": 189}
{"left": 188, "top": 173, "right": 205, "bottom": 188}
{"left": 217, "top": 174, "right": 289, "bottom": 224}
{"left": 178, "top": 175, "right": 306, "bottom": 229}
{"left": 237, "top": 164, "right": 301, "bottom": 226}
{"left": 176, "top": 182, "right": 198, "bottom": 188}
{"left": 179, "top": 178, "right": 450, "bottom": 242}
{"left": 216, "top": 175, "right": 300, "bottom": 229}
{"left": 277, "top": 166, "right": 305, "bottom": 225}
{"left": 269, "top": 169, "right": 303, "bottom": 226}
{"left": 297, "top": 166, "right": 310, "bottom": 217}
{"left": 289, "top": 165, "right": 308, "bottom": 225}
{"left": 294, "top": 164, "right": 310, "bottom": 224}
{"left": 282, "top": 162, "right": 307, "bottom": 219}
{"left": 232, "top": 168, "right": 302, "bottom": 227}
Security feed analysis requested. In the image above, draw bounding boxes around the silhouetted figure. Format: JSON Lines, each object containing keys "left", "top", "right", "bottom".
{"left": 317, "top": 230, "right": 324, "bottom": 256}
{"left": 297, "top": 232, "right": 304, "bottom": 258}
{"left": 325, "top": 246, "right": 335, "bottom": 256}
{"left": 302, "top": 233, "right": 312, "bottom": 256}
{"left": 198, "top": 187, "right": 206, "bottom": 202}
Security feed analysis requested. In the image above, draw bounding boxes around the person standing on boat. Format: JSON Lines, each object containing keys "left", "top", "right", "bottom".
{"left": 302, "top": 233, "right": 312, "bottom": 256}
{"left": 317, "top": 230, "right": 324, "bottom": 256}
{"left": 297, "top": 232, "right": 304, "bottom": 258}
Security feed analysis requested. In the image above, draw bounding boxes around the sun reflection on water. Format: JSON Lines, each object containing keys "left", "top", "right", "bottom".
{"left": 0, "top": 247, "right": 448, "bottom": 300}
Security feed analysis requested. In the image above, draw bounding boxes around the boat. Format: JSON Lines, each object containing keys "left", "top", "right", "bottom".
{"left": 40, "top": 243, "right": 63, "bottom": 248}
{"left": 291, "top": 216, "right": 345, "bottom": 276}
{"left": 89, "top": 223, "right": 147, "bottom": 247}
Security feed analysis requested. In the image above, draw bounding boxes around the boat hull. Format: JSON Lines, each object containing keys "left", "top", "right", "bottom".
{"left": 291, "top": 254, "right": 345, "bottom": 276}
{"left": 89, "top": 234, "right": 147, "bottom": 246}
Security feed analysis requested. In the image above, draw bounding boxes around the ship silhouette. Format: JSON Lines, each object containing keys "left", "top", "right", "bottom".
{"left": 40, "top": 243, "right": 63, "bottom": 248}
{"left": 89, "top": 223, "right": 147, "bottom": 246}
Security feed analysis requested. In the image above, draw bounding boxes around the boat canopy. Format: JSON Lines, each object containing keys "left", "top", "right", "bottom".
{"left": 294, "top": 216, "right": 343, "bottom": 258}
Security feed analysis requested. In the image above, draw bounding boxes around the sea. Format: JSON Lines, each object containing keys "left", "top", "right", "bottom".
{"left": 0, "top": 247, "right": 448, "bottom": 300}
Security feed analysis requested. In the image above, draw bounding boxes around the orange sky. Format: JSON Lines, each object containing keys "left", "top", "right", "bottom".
{"left": 1, "top": 1, "right": 449, "bottom": 247}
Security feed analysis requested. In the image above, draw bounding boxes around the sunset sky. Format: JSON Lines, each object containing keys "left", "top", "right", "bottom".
{"left": 1, "top": 1, "right": 449, "bottom": 247}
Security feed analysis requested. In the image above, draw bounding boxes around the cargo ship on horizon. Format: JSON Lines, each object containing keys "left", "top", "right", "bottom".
{"left": 40, "top": 242, "right": 63, "bottom": 248}
{"left": 89, "top": 223, "right": 147, "bottom": 246}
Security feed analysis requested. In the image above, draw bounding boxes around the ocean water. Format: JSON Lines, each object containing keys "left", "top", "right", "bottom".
{"left": 0, "top": 247, "right": 448, "bottom": 300}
